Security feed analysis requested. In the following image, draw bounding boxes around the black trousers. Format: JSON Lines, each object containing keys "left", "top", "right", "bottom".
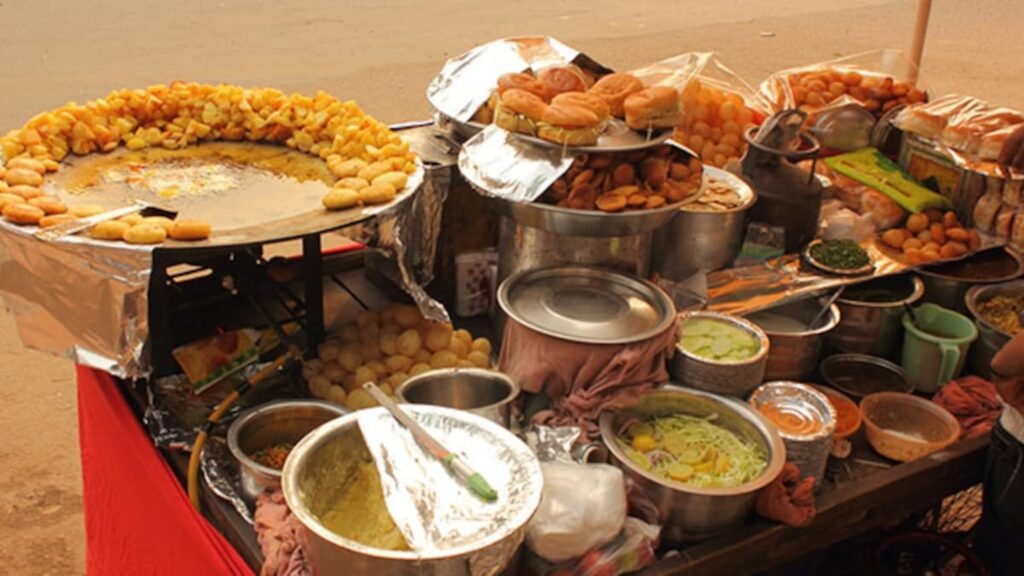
{"left": 975, "top": 421, "right": 1024, "bottom": 575}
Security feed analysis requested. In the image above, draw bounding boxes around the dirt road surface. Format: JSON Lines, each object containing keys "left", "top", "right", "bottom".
{"left": 1, "top": 1, "right": 1021, "bottom": 573}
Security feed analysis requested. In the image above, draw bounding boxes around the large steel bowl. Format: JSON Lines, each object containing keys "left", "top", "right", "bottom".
{"left": 396, "top": 368, "right": 519, "bottom": 428}
{"left": 827, "top": 274, "right": 925, "bottom": 360}
{"left": 227, "top": 400, "right": 348, "bottom": 503}
{"left": 745, "top": 298, "right": 841, "bottom": 381}
{"left": 652, "top": 168, "right": 757, "bottom": 281}
{"left": 918, "top": 247, "right": 1023, "bottom": 313}
{"left": 965, "top": 279, "right": 1024, "bottom": 378}
{"left": 282, "top": 406, "right": 542, "bottom": 576}
{"left": 599, "top": 386, "right": 786, "bottom": 543}
{"left": 669, "top": 311, "right": 770, "bottom": 397}
{"left": 491, "top": 194, "right": 684, "bottom": 238}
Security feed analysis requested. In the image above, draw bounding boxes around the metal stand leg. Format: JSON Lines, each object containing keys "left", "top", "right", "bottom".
{"left": 302, "top": 234, "right": 324, "bottom": 346}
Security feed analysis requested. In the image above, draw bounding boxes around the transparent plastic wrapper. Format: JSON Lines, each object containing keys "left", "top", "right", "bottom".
{"left": 759, "top": 49, "right": 927, "bottom": 119}
{"left": 526, "top": 518, "right": 660, "bottom": 576}
{"left": 632, "top": 52, "right": 769, "bottom": 168}
{"left": 525, "top": 462, "right": 627, "bottom": 563}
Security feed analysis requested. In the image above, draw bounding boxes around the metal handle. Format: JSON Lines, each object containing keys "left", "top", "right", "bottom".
{"left": 34, "top": 201, "right": 145, "bottom": 242}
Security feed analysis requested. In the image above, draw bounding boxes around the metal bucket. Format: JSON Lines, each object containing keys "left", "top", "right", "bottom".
{"left": 827, "top": 275, "right": 925, "bottom": 360}
{"left": 918, "top": 247, "right": 1023, "bottom": 313}
{"left": 651, "top": 168, "right": 756, "bottom": 281}
{"left": 745, "top": 298, "right": 841, "bottom": 381}
{"left": 396, "top": 368, "right": 519, "bottom": 428}
{"left": 965, "top": 280, "right": 1024, "bottom": 378}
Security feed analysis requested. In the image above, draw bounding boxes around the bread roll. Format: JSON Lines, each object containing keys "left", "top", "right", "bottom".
{"left": 624, "top": 87, "right": 683, "bottom": 130}
{"left": 589, "top": 73, "right": 644, "bottom": 118}
{"left": 551, "top": 91, "right": 610, "bottom": 122}
{"left": 497, "top": 72, "right": 549, "bottom": 99}
{"left": 537, "top": 66, "right": 588, "bottom": 97}
{"left": 537, "top": 104, "right": 600, "bottom": 146}
{"left": 494, "top": 89, "right": 549, "bottom": 135}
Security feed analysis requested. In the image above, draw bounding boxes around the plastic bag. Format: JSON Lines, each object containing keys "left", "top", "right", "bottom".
{"left": 631, "top": 52, "right": 768, "bottom": 168}
{"left": 529, "top": 518, "right": 661, "bottom": 576}
{"left": 893, "top": 94, "right": 1024, "bottom": 162}
{"left": 525, "top": 462, "right": 627, "bottom": 563}
{"left": 758, "top": 49, "right": 926, "bottom": 119}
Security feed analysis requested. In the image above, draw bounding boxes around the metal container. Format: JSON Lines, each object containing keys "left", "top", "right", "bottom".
{"left": 749, "top": 382, "right": 836, "bottom": 491}
{"left": 652, "top": 168, "right": 756, "bottom": 281}
{"left": 827, "top": 275, "right": 925, "bottom": 360}
{"left": 497, "top": 265, "right": 675, "bottom": 345}
{"left": 282, "top": 406, "right": 542, "bottom": 576}
{"left": 497, "top": 216, "right": 651, "bottom": 284}
{"left": 492, "top": 193, "right": 682, "bottom": 238}
{"left": 965, "top": 280, "right": 1024, "bottom": 378}
{"left": 745, "top": 298, "right": 841, "bottom": 381}
{"left": 599, "top": 386, "right": 785, "bottom": 543}
{"left": 396, "top": 368, "right": 519, "bottom": 428}
{"left": 819, "top": 354, "right": 915, "bottom": 399}
{"left": 918, "top": 247, "right": 1024, "bottom": 313}
{"left": 227, "top": 400, "right": 348, "bottom": 503}
{"left": 670, "top": 311, "right": 770, "bottom": 397}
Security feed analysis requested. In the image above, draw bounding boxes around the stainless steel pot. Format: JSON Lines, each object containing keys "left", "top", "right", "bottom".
{"left": 965, "top": 280, "right": 1024, "bottom": 378}
{"left": 491, "top": 190, "right": 683, "bottom": 238}
{"left": 227, "top": 400, "right": 348, "bottom": 503}
{"left": 282, "top": 407, "right": 542, "bottom": 576}
{"left": 652, "top": 168, "right": 756, "bottom": 281}
{"left": 599, "top": 386, "right": 785, "bottom": 543}
{"left": 396, "top": 368, "right": 519, "bottom": 428}
{"left": 827, "top": 275, "right": 925, "bottom": 360}
{"left": 918, "top": 247, "right": 1023, "bottom": 313}
{"left": 497, "top": 216, "right": 651, "bottom": 284}
{"left": 745, "top": 298, "right": 841, "bottom": 381}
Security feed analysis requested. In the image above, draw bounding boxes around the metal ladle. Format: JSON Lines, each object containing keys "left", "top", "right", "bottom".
{"left": 811, "top": 287, "right": 845, "bottom": 329}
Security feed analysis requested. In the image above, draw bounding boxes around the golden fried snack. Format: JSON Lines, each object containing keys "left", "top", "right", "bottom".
{"left": 39, "top": 214, "right": 77, "bottom": 228}
{"left": 595, "top": 194, "right": 627, "bottom": 212}
{"left": 69, "top": 204, "right": 105, "bottom": 218}
{"left": 323, "top": 188, "right": 360, "bottom": 210}
{"left": 90, "top": 220, "right": 130, "bottom": 240}
{"left": 6, "top": 157, "right": 47, "bottom": 174}
{"left": 0, "top": 192, "right": 24, "bottom": 211}
{"left": 123, "top": 223, "right": 168, "bottom": 244}
{"left": 358, "top": 183, "right": 396, "bottom": 205}
{"left": 9, "top": 185, "right": 42, "bottom": 200}
{"left": 335, "top": 177, "right": 369, "bottom": 190}
{"left": 168, "top": 220, "right": 212, "bottom": 241}
{"left": 28, "top": 196, "right": 67, "bottom": 215}
{"left": 327, "top": 157, "right": 368, "bottom": 179}
{"left": 372, "top": 171, "right": 408, "bottom": 191}
{"left": 356, "top": 161, "right": 394, "bottom": 183}
{"left": 4, "top": 168, "right": 43, "bottom": 187}
{"left": 3, "top": 202, "right": 45, "bottom": 225}
{"left": 118, "top": 213, "right": 144, "bottom": 226}
{"left": 142, "top": 216, "right": 175, "bottom": 232}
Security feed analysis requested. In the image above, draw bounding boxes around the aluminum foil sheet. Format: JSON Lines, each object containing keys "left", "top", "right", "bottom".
{"left": 700, "top": 238, "right": 1004, "bottom": 317}
{"left": 0, "top": 222, "right": 152, "bottom": 378}
{"left": 426, "top": 37, "right": 611, "bottom": 123}
{"left": 201, "top": 436, "right": 254, "bottom": 524}
{"left": 457, "top": 125, "right": 575, "bottom": 203}
{"left": 749, "top": 382, "right": 836, "bottom": 490}
{"left": 524, "top": 425, "right": 581, "bottom": 463}
{"left": 356, "top": 405, "right": 543, "bottom": 571}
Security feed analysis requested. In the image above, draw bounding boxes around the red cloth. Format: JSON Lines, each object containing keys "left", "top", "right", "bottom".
{"left": 77, "top": 365, "right": 253, "bottom": 576}
{"left": 498, "top": 318, "right": 677, "bottom": 437}
{"left": 932, "top": 375, "right": 1002, "bottom": 439}
{"left": 755, "top": 463, "right": 816, "bottom": 528}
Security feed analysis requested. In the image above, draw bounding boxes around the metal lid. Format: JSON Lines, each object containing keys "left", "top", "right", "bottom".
{"left": 498, "top": 265, "right": 675, "bottom": 344}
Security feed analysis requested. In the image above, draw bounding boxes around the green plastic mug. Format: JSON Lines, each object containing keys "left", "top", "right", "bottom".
{"left": 901, "top": 303, "right": 978, "bottom": 394}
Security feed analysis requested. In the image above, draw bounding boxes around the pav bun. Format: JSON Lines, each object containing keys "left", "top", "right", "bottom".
{"left": 497, "top": 72, "right": 550, "bottom": 99}
{"left": 551, "top": 92, "right": 610, "bottom": 123}
{"left": 624, "top": 86, "right": 684, "bottom": 130}
{"left": 537, "top": 104, "right": 600, "bottom": 146}
{"left": 538, "top": 66, "right": 588, "bottom": 97}
{"left": 589, "top": 73, "right": 644, "bottom": 118}
{"left": 494, "top": 89, "right": 549, "bottom": 134}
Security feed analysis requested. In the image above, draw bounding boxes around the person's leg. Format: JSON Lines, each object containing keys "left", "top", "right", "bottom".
{"left": 975, "top": 422, "right": 1024, "bottom": 575}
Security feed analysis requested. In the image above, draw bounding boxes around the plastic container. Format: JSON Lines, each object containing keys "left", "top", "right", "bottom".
{"left": 859, "top": 392, "right": 960, "bottom": 462}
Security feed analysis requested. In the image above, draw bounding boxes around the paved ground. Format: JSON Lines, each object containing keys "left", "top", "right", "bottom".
{"left": 1, "top": 1, "right": 1022, "bottom": 573}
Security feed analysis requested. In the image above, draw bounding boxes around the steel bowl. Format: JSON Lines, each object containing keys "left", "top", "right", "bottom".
{"left": 827, "top": 274, "right": 925, "bottom": 360}
{"left": 918, "top": 247, "right": 1023, "bottom": 312}
{"left": 227, "top": 400, "right": 348, "bottom": 503}
{"left": 745, "top": 298, "right": 841, "bottom": 381}
{"left": 820, "top": 354, "right": 915, "bottom": 399}
{"left": 802, "top": 239, "right": 875, "bottom": 277}
{"left": 965, "top": 279, "right": 1024, "bottom": 378}
{"left": 599, "top": 386, "right": 785, "bottom": 543}
{"left": 282, "top": 406, "right": 542, "bottom": 576}
{"left": 670, "top": 311, "right": 770, "bottom": 397}
{"left": 652, "top": 167, "right": 756, "bottom": 281}
{"left": 396, "top": 368, "right": 519, "bottom": 428}
{"left": 491, "top": 194, "right": 685, "bottom": 238}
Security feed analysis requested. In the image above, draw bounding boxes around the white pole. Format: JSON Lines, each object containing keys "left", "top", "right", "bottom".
{"left": 909, "top": 0, "right": 933, "bottom": 85}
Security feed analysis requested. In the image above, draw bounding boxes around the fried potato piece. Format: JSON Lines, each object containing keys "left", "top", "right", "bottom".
{"left": 2, "top": 202, "right": 44, "bottom": 225}
{"left": 28, "top": 196, "right": 67, "bottom": 215}
{"left": 69, "top": 204, "right": 105, "bottom": 218}
{"left": 357, "top": 183, "right": 396, "bottom": 205}
{"left": 123, "top": 223, "right": 168, "bottom": 244}
{"left": 168, "top": 220, "right": 212, "bottom": 241}
{"left": 90, "top": 220, "right": 130, "bottom": 240}
{"left": 323, "top": 187, "right": 360, "bottom": 210}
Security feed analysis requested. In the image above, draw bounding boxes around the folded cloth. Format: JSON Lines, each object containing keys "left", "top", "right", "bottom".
{"left": 755, "top": 463, "right": 816, "bottom": 528}
{"left": 255, "top": 489, "right": 312, "bottom": 576}
{"left": 498, "top": 317, "right": 678, "bottom": 437}
{"left": 933, "top": 376, "right": 1002, "bottom": 440}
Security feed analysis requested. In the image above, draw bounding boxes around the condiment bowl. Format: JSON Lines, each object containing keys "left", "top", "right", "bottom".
{"left": 964, "top": 279, "right": 1024, "bottom": 378}
{"left": 820, "top": 353, "right": 914, "bottom": 399}
{"left": 859, "top": 392, "right": 960, "bottom": 462}
{"left": 669, "top": 311, "right": 770, "bottom": 397}
{"left": 227, "top": 400, "right": 348, "bottom": 503}
{"left": 396, "top": 368, "right": 519, "bottom": 428}
{"left": 810, "top": 385, "right": 862, "bottom": 440}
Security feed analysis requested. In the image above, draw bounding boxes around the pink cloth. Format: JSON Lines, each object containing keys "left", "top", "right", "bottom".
{"left": 755, "top": 463, "right": 816, "bottom": 528}
{"left": 255, "top": 489, "right": 312, "bottom": 576}
{"left": 498, "top": 317, "right": 678, "bottom": 436}
{"left": 932, "top": 375, "right": 1002, "bottom": 439}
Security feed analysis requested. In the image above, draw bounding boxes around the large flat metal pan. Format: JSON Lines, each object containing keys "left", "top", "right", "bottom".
{"left": 0, "top": 141, "right": 423, "bottom": 252}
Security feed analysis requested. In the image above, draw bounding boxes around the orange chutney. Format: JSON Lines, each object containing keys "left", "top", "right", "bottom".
{"left": 758, "top": 403, "right": 824, "bottom": 436}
